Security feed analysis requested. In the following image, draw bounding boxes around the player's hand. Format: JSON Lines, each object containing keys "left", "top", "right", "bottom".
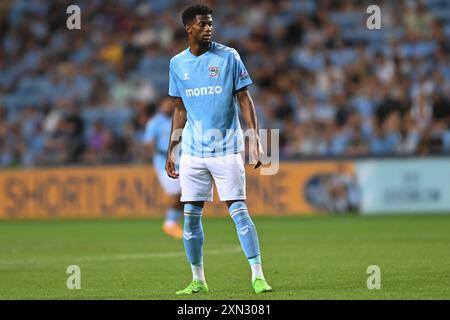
{"left": 165, "top": 151, "right": 179, "bottom": 178}
{"left": 250, "top": 139, "right": 264, "bottom": 169}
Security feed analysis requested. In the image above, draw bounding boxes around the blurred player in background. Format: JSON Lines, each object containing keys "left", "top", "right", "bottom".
{"left": 165, "top": 5, "right": 272, "bottom": 295}
{"left": 143, "top": 97, "right": 183, "bottom": 239}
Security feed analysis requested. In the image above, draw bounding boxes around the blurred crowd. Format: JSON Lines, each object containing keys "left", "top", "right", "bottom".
{"left": 1, "top": 0, "right": 450, "bottom": 167}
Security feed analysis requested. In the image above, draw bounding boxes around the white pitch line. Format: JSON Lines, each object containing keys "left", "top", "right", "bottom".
{"left": 0, "top": 246, "right": 242, "bottom": 267}
{"left": 76, "top": 246, "right": 242, "bottom": 262}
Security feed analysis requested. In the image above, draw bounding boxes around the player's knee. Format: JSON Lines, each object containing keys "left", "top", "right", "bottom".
{"left": 184, "top": 203, "right": 203, "bottom": 228}
{"left": 228, "top": 200, "right": 247, "bottom": 213}
{"left": 226, "top": 199, "right": 246, "bottom": 209}
{"left": 184, "top": 203, "right": 202, "bottom": 213}
{"left": 169, "top": 194, "right": 182, "bottom": 208}
{"left": 228, "top": 201, "right": 253, "bottom": 226}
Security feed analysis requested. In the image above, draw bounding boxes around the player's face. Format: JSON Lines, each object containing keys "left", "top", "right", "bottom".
{"left": 187, "top": 15, "right": 213, "bottom": 44}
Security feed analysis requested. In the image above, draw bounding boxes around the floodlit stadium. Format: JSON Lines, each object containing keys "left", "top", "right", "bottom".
{"left": 1, "top": 0, "right": 450, "bottom": 300}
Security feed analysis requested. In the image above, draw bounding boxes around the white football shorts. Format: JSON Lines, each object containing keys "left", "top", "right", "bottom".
{"left": 179, "top": 153, "right": 246, "bottom": 202}
{"left": 154, "top": 154, "right": 181, "bottom": 195}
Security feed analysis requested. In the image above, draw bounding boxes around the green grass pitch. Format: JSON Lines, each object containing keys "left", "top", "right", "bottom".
{"left": 0, "top": 214, "right": 449, "bottom": 299}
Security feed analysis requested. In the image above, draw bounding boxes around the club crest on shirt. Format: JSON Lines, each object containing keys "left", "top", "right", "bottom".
{"left": 208, "top": 66, "right": 219, "bottom": 78}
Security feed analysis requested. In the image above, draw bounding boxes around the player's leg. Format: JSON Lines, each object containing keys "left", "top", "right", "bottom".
{"left": 162, "top": 194, "right": 183, "bottom": 239}
{"left": 225, "top": 199, "right": 271, "bottom": 293}
{"left": 154, "top": 154, "right": 183, "bottom": 239}
{"left": 209, "top": 154, "right": 272, "bottom": 293}
{"left": 176, "top": 200, "right": 209, "bottom": 294}
{"left": 176, "top": 155, "right": 212, "bottom": 294}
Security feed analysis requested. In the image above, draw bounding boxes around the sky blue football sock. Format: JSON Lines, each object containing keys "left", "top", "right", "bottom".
{"left": 183, "top": 204, "right": 204, "bottom": 266}
{"left": 165, "top": 208, "right": 182, "bottom": 224}
{"left": 229, "top": 201, "right": 261, "bottom": 265}
{"left": 248, "top": 255, "right": 262, "bottom": 265}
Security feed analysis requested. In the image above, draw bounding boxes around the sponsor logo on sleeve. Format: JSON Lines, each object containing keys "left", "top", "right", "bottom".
{"left": 239, "top": 70, "right": 249, "bottom": 81}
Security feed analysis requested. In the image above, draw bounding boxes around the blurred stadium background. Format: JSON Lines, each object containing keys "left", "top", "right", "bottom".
{"left": 1, "top": 0, "right": 450, "bottom": 299}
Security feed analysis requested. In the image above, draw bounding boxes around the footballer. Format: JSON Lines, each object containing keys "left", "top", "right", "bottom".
{"left": 165, "top": 4, "right": 272, "bottom": 294}
{"left": 143, "top": 97, "right": 183, "bottom": 239}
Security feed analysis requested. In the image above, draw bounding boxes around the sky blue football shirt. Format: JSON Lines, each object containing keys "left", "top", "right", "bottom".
{"left": 142, "top": 112, "right": 172, "bottom": 171}
{"left": 168, "top": 42, "right": 253, "bottom": 157}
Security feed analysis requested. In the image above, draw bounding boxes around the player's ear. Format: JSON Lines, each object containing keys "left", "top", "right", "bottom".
{"left": 185, "top": 21, "right": 193, "bottom": 34}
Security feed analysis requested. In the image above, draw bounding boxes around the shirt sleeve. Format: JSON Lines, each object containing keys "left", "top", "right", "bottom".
{"left": 232, "top": 51, "right": 253, "bottom": 92}
{"left": 142, "top": 118, "right": 157, "bottom": 144}
{"left": 168, "top": 60, "right": 181, "bottom": 97}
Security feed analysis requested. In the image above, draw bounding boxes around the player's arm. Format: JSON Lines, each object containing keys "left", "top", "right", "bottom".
{"left": 143, "top": 126, "right": 155, "bottom": 157}
{"left": 236, "top": 88, "right": 263, "bottom": 169}
{"left": 165, "top": 97, "right": 186, "bottom": 178}
{"left": 144, "top": 139, "right": 155, "bottom": 160}
{"left": 142, "top": 119, "right": 156, "bottom": 160}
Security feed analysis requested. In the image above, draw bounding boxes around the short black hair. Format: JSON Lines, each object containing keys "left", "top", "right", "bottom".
{"left": 182, "top": 4, "right": 213, "bottom": 26}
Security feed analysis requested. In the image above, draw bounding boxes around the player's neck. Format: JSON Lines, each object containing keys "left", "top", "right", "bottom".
{"left": 188, "top": 41, "right": 212, "bottom": 57}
